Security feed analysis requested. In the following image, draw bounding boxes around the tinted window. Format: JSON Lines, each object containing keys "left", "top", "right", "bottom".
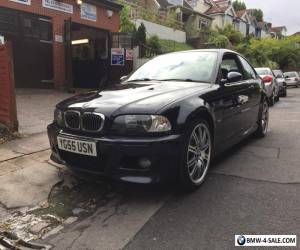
{"left": 238, "top": 56, "right": 256, "bottom": 79}
{"left": 220, "top": 55, "right": 243, "bottom": 81}
{"left": 128, "top": 52, "right": 218, "bottom": 83}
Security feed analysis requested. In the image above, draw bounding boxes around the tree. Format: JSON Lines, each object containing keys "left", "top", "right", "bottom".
{"left": 119, "top": 5, "right": 136, "bottom": 33}
{"left": 252, "top": 9, "right": 264, "bottom": 22}
{"left": 135, "top": 23, "right": 146, "bottom": 45}
{"left": 216, "top": 24, "right": 243, "bottom": 46}
{"left": 232, "top": 0, "right": 246, "bottom": 11}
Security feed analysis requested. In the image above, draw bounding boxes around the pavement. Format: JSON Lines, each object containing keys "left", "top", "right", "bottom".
{"left": 16, "top": 88, "right": 73, "bottom": 135}
{"left": 0, "top": 87, "right": 299, "bottom": 249}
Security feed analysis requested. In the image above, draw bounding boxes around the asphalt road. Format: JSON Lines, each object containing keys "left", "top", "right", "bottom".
{"left": 44, "top": 87, "right": 300, "bottom": 250}
{"left": 124, "top": 87, "right": 300, "bottom": 250}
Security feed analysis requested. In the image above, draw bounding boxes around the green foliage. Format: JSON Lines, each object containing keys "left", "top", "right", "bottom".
{"left": 235, "top": 36, "right": 300, "bottom": 70}
{"left": 159, "top": 39, "right": 193, "bottom": 52}
{"left": 147, "top": 35, "right": 162, "bottom": 53}
{"left": 252, "top": 9, "right": 263, "bottom": 22}
{"left": 119, "top": 5, "right": 136, "bottom": 33}
{"left": 216, "top": 24, "right": 243, "bottom": 45}
{"left": 232, "top": 0, "right": 246, "bottom": 11}
{"left": 135, "top": 23, "right": 146, "bottom": 45}
{"left": 208, "top": 33, "right": 230, "bottom": 48}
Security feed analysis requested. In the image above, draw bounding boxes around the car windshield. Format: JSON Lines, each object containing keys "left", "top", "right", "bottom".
{"left": 255, "top": 68, "right": 272, "bottom": 75}
{"left": 284, "top": 72, "right": 297, "bottom": 78}
{"left": 127, "top": 52, "right": 218, "bottom": 83}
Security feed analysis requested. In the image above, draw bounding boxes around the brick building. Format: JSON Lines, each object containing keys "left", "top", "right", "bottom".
{"left": 0, "top": 0, "right": 122, "bottom": 89}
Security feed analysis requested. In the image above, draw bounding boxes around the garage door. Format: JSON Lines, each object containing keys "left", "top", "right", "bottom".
{"left": 0, "top": 8, "right": 53, "bottom": 88}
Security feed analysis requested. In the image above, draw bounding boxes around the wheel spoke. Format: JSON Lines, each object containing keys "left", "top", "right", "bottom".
{"left": 187, "top": 123, "right": 211, "bottom": 184}
{"left": 188, "top": 145, "right": 198, "bottom": 155}
{"left": 192, "top": 130, "right": 200, "bottom": 145}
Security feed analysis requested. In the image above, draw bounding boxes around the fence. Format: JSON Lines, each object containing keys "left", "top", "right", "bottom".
{"left": 0, "top": 42, "right": 18, "bottom": 131}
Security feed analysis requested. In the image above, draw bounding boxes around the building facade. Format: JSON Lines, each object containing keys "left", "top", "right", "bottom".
{"left": 0, "top": 0, "right": 122, "bottom": 89}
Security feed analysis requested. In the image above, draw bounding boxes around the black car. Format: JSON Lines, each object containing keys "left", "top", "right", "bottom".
{"left": 48, "top": 49, "right": 269, "bottom": 190}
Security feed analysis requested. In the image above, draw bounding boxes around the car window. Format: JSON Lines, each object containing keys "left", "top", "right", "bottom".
{"left": 284, "top": 72, "right": 297, "bottom": 78}
{"left": 220, "top": 55, "right": 243, "bottom": 81}
{"left": 273, "top": 70, "right": 283, "bottom": 78}
{"left": 238, "top": 56, "right": 256, "bottom": 80}
{"left": 255, "top": 68, "right": 272, "bottom": 75}
{"left": 127, "top": 52, "right": 218, "bottom": 83}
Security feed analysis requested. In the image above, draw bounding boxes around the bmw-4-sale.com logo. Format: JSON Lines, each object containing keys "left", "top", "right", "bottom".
{"left": 237, "top": 235, "right": 246, "bottom": 246}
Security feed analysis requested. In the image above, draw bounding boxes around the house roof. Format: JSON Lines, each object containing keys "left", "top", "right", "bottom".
{"left": 270, "top": 26, "right": 287, "bottom": 33}
{"left": 292, "top": 32, "right": 300, "bottom": 36}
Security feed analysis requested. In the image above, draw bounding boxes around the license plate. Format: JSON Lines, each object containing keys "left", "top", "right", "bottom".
{"left": 57, "top": 136, "right": 97, "bottom": 157}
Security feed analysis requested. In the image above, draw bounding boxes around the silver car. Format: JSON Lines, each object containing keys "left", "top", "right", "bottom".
{"left": 255, "top": 67, "right": 280, "bottom": 106}
{"left": 273, "top": 70, "right": 287, "bottom": 97}
{"left": 283, "top": 72, "right": 300, "bottom": 87}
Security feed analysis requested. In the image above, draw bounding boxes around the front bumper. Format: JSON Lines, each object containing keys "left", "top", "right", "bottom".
{"left": 47, "top": 123, "right": 182, "bottom": 184}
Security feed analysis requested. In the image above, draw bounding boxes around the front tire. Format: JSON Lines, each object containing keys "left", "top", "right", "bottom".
{"left": 255, "top": 98, "right": 269, "bottom": 138}
{"left": 179, "top": 119, "right": 212, "bottom": 191}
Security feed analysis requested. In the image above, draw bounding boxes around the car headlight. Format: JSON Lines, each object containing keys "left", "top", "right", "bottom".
{"left": 54, "top": 108, "right": 64, "bottom": 127}
{"left": 112, "top": 115, "right": 172, "bottom": 134}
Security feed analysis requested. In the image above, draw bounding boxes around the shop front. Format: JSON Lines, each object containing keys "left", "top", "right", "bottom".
{"left": 0, "top": 0, "right": 123, "bottom": 89}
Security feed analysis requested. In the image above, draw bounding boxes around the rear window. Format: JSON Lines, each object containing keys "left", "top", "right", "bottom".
{"left": 255, "top": 68, "right": 272, "bottom": 75}
{"left": 284, "top": 72, "right": 297, "bottom": 78}
{"left": 273, "top": 70, "right": 283, "bottom": 77}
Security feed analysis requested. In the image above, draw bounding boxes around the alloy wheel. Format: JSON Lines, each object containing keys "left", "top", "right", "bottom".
{"left": 186, "top": 123, "right": 211, "bottom": 184}
{"left": 261, "top": 101, "right": 269, "bottom": 134}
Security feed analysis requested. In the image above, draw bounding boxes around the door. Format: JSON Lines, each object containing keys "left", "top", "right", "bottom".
{"left": 0, "top": 8, "right": 53, "bottom": 88}
{"left": 238, "top": 55, "right": 261, "bottom": 131}
{"left": 219, "top": 53, "right": 250, "bottom": 142}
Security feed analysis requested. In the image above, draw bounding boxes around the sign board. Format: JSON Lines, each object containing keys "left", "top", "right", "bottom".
{"left": 0, "top": 35, "right": 4, "bottom": 45}
{"left": 55, "top": 35, "right": 63, "bottom": 43}
{"left": 111, "top": 48, "right": 124, "bottom": 66}
{"left": 126, "top": 49, "right": 133, "bottom": 60}
{"left": 42, "top": 0, "right": 73, "bottom": 14}
{"left": 9, "top": 0, "right": 31, "bottom": 5}
{"left": 81, "top": 3, "right": 97, "bottom": 22}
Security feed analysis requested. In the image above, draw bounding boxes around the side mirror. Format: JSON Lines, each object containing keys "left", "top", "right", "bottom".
{"left": 120, "top": 75, "right": 128, "bottom": 82}
{"left": 226, "top": 72, "right": 243, "bottom": 83}
{"left": 284, "top": 75, "right": 289, "bottom": 79}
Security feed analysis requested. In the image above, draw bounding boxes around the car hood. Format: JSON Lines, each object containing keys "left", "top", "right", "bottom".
{"left": 57, "top": 81, "right": 211, "bottom": 116}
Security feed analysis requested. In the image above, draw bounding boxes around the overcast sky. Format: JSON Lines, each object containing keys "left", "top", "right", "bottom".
{"left": 242, "top": 0, "right": 300, "bottom": 35}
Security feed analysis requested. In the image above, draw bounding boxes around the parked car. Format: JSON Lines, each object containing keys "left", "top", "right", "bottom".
{"left": 255, "top": 67, "right": 280, "bottom": 106}
{"left": 283, "top": 71, "right": 300, "bottom": 88}
{"left": 48, "top": 49, "right": 269, "bottom": 190}
{"left": 273, "top": 70, "right": 287, "bottom": 97}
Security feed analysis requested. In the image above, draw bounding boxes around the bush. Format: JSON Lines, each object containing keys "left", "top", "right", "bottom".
{"left": 216, "top": 24, "right": 243, "bottom": 46}
{"left": 147, "top": 35, "right": 162, "bottom": 53}
{"left": 207, "top": 33, "right": 230, "bottom": 48}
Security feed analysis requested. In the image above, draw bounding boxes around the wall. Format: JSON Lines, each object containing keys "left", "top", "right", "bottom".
{"left": 0, "top": 42, "right": 18, "bottom": 131}
{"left": 0, "top": 0, "right": 120, "bottom": 89}
{"left": 133, "top": 19, "right": 186, "bottom": 43}
{"left": 239, "top": 22, "right": 247, "bottom": 36}
{"left": 211, "top": 15, "right": 223, "bottom": 28}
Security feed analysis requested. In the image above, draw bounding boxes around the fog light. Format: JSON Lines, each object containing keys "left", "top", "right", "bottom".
{"left": 138, "top": 158, "right": 151, "bottom": 169}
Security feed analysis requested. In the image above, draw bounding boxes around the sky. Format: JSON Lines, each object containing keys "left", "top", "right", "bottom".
{"left": 242, "top": 0, "right": 300, "bottom": 35}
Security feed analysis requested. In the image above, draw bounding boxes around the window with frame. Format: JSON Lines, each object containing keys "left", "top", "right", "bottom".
{"left": 220, "top": 55, "right": 243, "bottom": 81}
{"left": 238, "top": 56, "right": 256, "bottom": 80}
